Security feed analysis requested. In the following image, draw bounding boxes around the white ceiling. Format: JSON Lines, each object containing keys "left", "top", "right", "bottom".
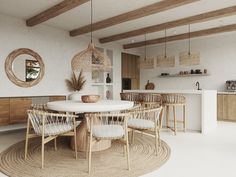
{"left": 0, "top": 0, "right": 236, "bottom": 46}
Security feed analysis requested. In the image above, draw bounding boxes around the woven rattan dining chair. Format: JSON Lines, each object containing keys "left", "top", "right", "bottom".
{"left": 86, "top": 112, "right": 130, "bottom": 174}
{"left": 25, "top": 109, "right": 78, "bottom": 169}
{"left": 128, "top": 106, "right": 163, "bottom": 155}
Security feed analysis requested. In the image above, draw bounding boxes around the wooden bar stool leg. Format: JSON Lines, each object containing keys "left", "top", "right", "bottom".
{"left": 173, "top": 106, "right": 177, "bottom": 135}
{"left": 183, "top": 105, "right": 186, "bottom": 132}
{"left": 73, "top": 117, "right": 78, "bottom": 159}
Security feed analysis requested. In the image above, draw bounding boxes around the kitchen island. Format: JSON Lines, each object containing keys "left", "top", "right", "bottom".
{"left": 124, "top": 90, "right": 217, "bottom": 134}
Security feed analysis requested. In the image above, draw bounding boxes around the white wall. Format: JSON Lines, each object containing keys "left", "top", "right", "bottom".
{"left": 0, "top": 14, "right": 140, "bottom": 99}
{"left": 140, "top": 32, "right": 236, "bottom": 91}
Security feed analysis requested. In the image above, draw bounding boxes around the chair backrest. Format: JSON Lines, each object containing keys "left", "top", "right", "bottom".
{"left": 27, "top": 109, "right": 75, "bottom": 135}
{"left": 86, "top": 112, "right": 130, "bottom": 131}
{"left": 162, "top": 94, "right": 186, "bottom": 104}
{"left": 129, "top": 106, "right": 163, "bottom": 127}
{"left": 140, "top": 93, "right": 162, "bottom": 107}
{"left": 30, "top": 104, "right": 47, "bottom": 111}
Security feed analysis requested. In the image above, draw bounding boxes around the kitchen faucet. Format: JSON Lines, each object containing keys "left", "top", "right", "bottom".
{"left": 196, "top": 82, "right": 201, "bottom": 90}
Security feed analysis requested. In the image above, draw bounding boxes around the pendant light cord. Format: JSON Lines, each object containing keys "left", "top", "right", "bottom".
{"left": 144, "top": 34, "right": 147, "bottom": 60}
{"left": 188, "top": 24, "right": 191, "bottom": 55}
{"left": 164, "top": 29, "right": 167, "bottom": 58}
{"left": 90, "top": 0, "right": 93, "bottom": 43}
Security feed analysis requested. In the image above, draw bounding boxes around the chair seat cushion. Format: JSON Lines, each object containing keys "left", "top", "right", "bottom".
{"left": 128, "top": 118, "right": 154, "bottom": 129}
{"left": 41, "top": 123, "right": 74, "bottom": 136}
{"left": 92, "top": 125, "right": 124, "bottom": 139}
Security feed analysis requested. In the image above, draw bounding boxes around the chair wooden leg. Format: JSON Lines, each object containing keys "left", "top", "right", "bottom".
{"left": 132, "top": 130, "right": 135, "bottom": 144}
{"left": 166, "top": 105, "right": 169, "bottom": 128}
{"left": 123, "top": 145, "right": 127, "bottom": 157}
{"left": 41, "top": 135, "right": 45, "bottom": 169}
{"left": 54, "top": 138, "right": 57, "bottom": 151}
{"left": 158, "top": 130, "right": 161, "bottom": 148}
{"left": 73, "top": 118, "right": 78, "bottom": 159}
{"left": 159, "top": 108, "right": 164, "bottom": 129}
{"left": 125, "top": 137, "right": 130, "bottom": 170}
{"left": 155, "top": 129, "right": 158, "bottom": 156}
{"left": 173, "top": 106, "right": 177, "bottom": 135}
{"left": 24, "top": 118, "right": 30, "bottom": 160}
{"left": 183, "top": 105, "right": 186, "bottom": 132}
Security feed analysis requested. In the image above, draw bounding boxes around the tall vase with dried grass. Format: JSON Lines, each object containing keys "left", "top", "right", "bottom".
{"left": 66, "top": 70, "right": 86, "bottom": 101}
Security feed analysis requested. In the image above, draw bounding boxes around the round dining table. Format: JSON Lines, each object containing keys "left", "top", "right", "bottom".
{"left": 47, "top": 100, "right": 134, "bottom": 152}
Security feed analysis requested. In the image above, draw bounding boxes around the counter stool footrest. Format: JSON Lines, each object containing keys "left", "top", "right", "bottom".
{"left": 168, "top": 120, "right": 184, "bottom": 123}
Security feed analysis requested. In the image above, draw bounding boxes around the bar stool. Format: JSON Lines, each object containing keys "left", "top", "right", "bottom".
{"left": 162, "top": 94, "right": 186, "bottom": 135}
{"left": 120, "top": 92, "right": 141, "bottom": 104}
{"left": 140, "top": 93, "right": 162, "bottom": 108}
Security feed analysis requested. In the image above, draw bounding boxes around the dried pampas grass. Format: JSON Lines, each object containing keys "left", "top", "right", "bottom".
{"left": 65, "top": 70, "right": 86, "bottom": 92}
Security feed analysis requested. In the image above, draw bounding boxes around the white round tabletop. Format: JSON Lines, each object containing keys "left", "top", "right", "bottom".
{"left": 47, "top": 100, "right": 134, "bottom": 113}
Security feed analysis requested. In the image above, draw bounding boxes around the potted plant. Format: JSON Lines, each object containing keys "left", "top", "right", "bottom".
{"left": 66, "top": 70, "right": 86, "bottom": 100}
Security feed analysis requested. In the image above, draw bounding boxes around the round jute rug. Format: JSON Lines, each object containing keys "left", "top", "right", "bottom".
{"left": 0, "top": 134, "right": 170, "bottom": 177}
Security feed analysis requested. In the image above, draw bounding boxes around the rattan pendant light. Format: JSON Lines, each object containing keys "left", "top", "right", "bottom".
{"left": 156, "top": 29, "right": 175, "bottom": 67}
{"left": 179, "top": 24, "right": 200, "bottom": 65}
{"left": 140, "top": 34, "right": 154, "bottom": 69}
{"left": 71, "top": 0, "right": 111, "bottom": 72}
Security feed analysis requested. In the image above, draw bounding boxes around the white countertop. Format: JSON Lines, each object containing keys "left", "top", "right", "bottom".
{"left": 124, "top": 89, "right": 217, "bottom": 95}
{"left": 218, "top": 91, "right": 236, "bottom": 95}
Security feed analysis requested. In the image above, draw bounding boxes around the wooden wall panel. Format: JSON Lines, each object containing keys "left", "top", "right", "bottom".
{"left": 9, "top": 98, "right": 32, "bottom": 124}
{"left": 0, "top": 98, "right": 10, "bottom": 125}
{"left": 49, "top": 96, "right": 66, "bottom": 102}
{"left": 0, "top": 95, "right": 66, "bottom": 126}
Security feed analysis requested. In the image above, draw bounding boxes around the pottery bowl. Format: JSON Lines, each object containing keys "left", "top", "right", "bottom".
{"left": 81, "top": 95, "right": 100, "bottom": 103}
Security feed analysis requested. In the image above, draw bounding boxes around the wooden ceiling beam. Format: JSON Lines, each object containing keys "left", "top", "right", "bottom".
{"left": 123, "top": 24, "right": 236, "bottom": 49}
{"left": 70, "top": 0, "right": 198, "bottom": 36}
{"left": 26, "top": 0, "right": 89, "bottom": 27}
{"left": 100, "top": 5, "right": 236, "bottom": 43}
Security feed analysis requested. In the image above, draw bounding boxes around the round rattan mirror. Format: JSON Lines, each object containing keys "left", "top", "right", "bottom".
{"left": 5, "top": 48, "right": 45, "bottom": 87}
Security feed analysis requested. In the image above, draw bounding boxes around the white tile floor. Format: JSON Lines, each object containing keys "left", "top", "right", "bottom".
{"left": 0, "top": 122, "right": 236, "bottom": 177}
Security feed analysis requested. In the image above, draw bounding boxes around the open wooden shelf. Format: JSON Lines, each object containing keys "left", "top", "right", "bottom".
{"left": 158, "top": 73, "right": 210, "bottom": 78}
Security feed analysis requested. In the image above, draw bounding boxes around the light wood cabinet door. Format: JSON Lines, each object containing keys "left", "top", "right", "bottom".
{"left": 217, "top": 94, "right": 223, "bottom": 120}
{"left": 0, "top": 98, "right": 10, "bottom": 125}
{"left": 218, "top": 94, "right": 236, "bottom": 122}
{"left": 10, "top": 98, "right": 31, "bottom": 124}
{"left": 226, "top": 94, "right": 236, "bottom": 121}
{"left": 223, "top": 95, "right": 228, "bottom": 121}
{"left": 122, "top": 53, "right": 128, "bottom": 78}
{"left": 129, "top": 57, "right": 136, "bottom": 79}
